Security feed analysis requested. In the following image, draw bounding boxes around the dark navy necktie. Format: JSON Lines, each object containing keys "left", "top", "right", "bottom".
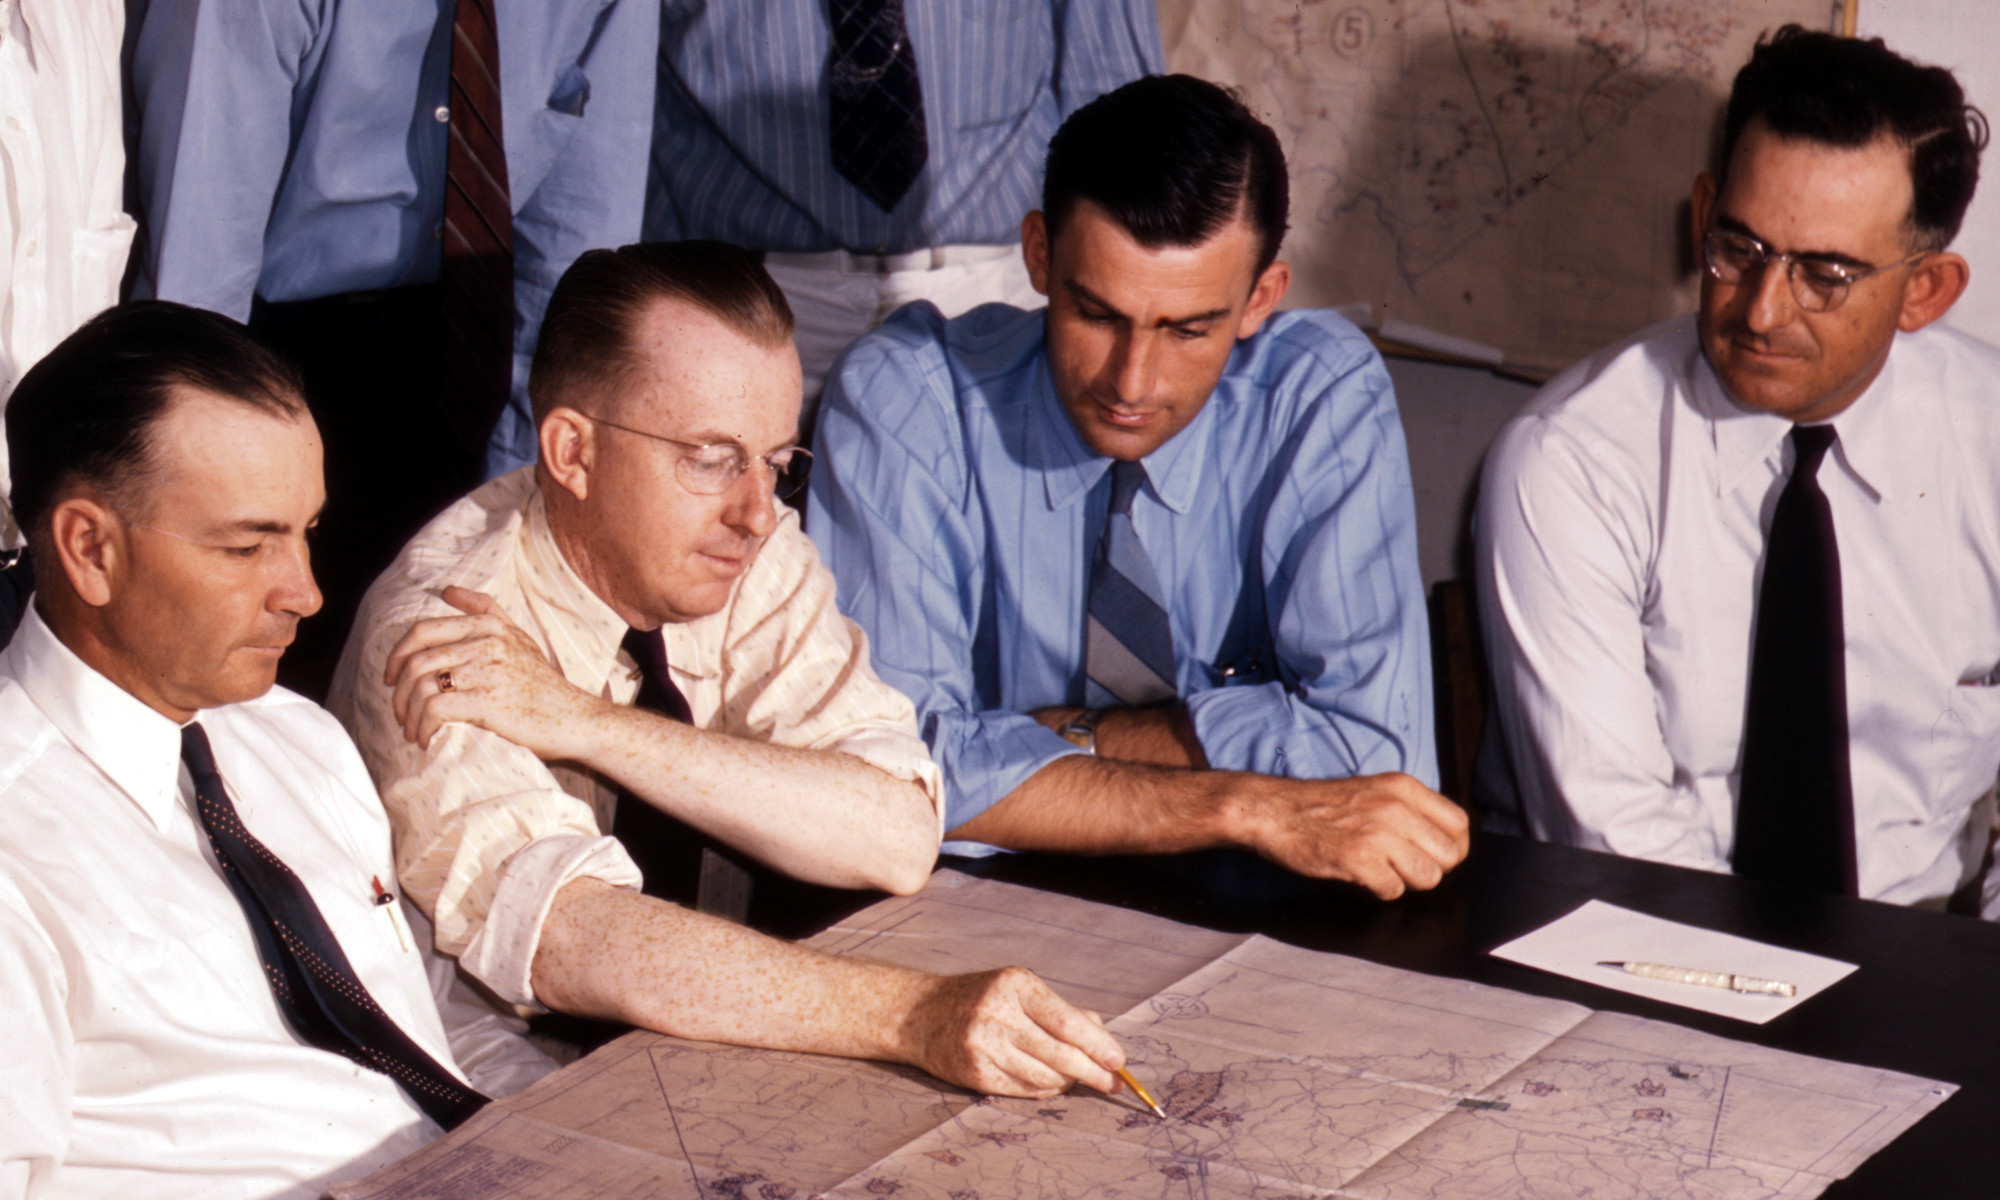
{"left": 1732, "top": 424, "right": 1856, "bottom": 894}
{"left": 181, "top": 723, "right": 486, "bottom": 1129}
{"left": 1085, "top": 460, "right": 1178, "bottom": 708}
{"left": 609, "top": 628, "right": 757, "bottom": 922}
{"left": 827, "top": 0, "right": 929, "bottom": 212}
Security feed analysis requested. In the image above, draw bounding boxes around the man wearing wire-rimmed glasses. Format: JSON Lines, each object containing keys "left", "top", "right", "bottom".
{"left": 1477, "top": 26, "right": 2000, "bottom": 915}
{"left": 328, "top": 240, "right": 1133, "bottom": 1099}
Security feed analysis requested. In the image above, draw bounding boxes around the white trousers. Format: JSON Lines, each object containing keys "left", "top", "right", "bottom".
{"left": 764, "top": 242, "right": 1045, "bottom": 428}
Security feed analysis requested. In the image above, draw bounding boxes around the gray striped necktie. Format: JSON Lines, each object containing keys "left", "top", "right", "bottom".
{"left": 1085, "top": 460, "right": 1178, "bottom": 707}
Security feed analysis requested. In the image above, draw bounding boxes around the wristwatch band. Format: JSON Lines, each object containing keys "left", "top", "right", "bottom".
{"left": 1058, "top": 709, "right": 1103, "bottom": 755}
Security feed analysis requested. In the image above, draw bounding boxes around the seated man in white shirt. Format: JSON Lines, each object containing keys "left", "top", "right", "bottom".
{"left": 0, "top": 301, "right": 520, "bottom": 1198}
{"left": 328, "top": 240, "right": 1127, "bottom": 1099}
{"left": 1477, "top": 26, "right": 1999, "bottom": 909}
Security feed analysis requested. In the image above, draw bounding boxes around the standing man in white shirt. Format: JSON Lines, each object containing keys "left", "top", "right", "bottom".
{"left": 1477, "top": 26, "right": 1999, "bottom": 910}
{"left": 0, "top": 301, "right": 495, "bottom": 1198}
{"left": 0, "top": 0, "right": 134, "bottom": 543}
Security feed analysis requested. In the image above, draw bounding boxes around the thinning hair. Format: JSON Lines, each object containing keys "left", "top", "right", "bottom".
{"left": 528, "top": 240, "right": 795, "bottom": 424}
{"left": 6, "top": 301, "right": 306, "bottom": 559}
{"left": 1043, "top": 74, "right": 1290, "bottom": 275}
{"left": 1721, "top": 25, "right": 1988, "bottom": 251}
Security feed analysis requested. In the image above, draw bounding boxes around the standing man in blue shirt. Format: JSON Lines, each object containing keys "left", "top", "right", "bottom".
{"left": 126, "top": 0, "right": 658, "bottom": 689}
{"left": 809, "top": 76, "right": 1468, "bottom": 898}
{"left": 622, "top": 0, "right": 1161, "bottom": 453}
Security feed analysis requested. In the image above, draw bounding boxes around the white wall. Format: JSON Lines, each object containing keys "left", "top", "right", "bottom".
{"left": 1858, "top": 2, "right": 2000, "bottom": 346}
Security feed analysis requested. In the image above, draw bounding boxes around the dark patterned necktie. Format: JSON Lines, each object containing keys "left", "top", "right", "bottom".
{"left": 1085, "top": 460, "right": 1179, "bottom": 708}
{"left": 1732, "top": 424, "right": 1856, "bottom": 894}
{"left": 827, "top": 0, "right": 928, "bottom": 212}
{"left": 440, "top": 0, "right": 514, "bottom": 456}
{"left": 180, "top": 723, "right": 486, "bottom": 1129}
{"left": 609, "top": 628, "right": 757, "bottom": 922}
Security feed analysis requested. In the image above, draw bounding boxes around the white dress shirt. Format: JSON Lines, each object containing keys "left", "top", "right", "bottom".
{"left": 0, "top": 607, "right": 544, "bottom": 1200}
{"left": 1477, "top": 316, "right": 2000, "bottom": 908}
{"left": 0, "top": 0, "right": 135, "bottom": 536}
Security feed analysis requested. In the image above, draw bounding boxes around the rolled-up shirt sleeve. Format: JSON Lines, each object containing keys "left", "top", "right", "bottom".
{"left": 335, "top": 600, "right": 641, "bottom": 1011}
{"left": 1184, "top": 344, "right": 1438, "bottom": 789}
{"left": 700, "top": 518, "right": 946, "bottom": 836}
{"left": 810, "top": 321, "right": 1085, "bottom": 831}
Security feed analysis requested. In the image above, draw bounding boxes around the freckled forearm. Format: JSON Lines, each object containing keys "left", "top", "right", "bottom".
{"left": 531, "top": 878, "right": 929, "bottom": 1058}
{"left": 571, "top": 704, "right": 937, "bottom": 892}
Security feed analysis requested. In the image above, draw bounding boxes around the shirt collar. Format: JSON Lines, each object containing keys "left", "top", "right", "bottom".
{"left": 1696, "top": 338, "right": 1904, "bottom": 502}
{"left": 516, "top": 486, "right": 634, "bottom": 699}
{"left": 1031, "top": 351, "right": 1222, "bottom": 516}
{"left": 5, "top": 603, "right": 188, "bottom": 830}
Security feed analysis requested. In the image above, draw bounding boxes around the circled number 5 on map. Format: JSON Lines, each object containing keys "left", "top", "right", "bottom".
{"left": 1334, "top": 8, "right": 1372, "bottom": 58}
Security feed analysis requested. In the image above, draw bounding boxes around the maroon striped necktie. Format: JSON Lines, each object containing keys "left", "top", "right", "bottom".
{"left": 440, "top": 0, "right": 514, "bottom": 457}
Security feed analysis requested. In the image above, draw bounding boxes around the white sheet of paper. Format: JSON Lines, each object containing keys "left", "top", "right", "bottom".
{"left": 1489, "top": 899, "right": 1858, "bottom": 1024}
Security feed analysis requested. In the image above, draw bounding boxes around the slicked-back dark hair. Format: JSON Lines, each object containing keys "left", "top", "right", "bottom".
{"left": 1043, "top": 74, "right": 1290, "bottom": 276}
{"left": 1721, "top": 25, "right": 1988, "bottom": 250}
{"left": 529, "top": 240, "right": 795, "bottom": 425}
{"left": 6, "top": 300, "right": 306, "bottom": 548}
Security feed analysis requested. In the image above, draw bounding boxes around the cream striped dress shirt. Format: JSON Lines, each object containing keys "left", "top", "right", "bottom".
{"left": 328, "top": 468, "right": 942, "bottom": 1010}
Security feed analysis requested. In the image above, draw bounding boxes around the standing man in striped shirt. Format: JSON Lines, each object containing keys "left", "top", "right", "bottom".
{"left": 585, "top": 0, "right": 1162, "bottom": 464}
{"left": 329, "top": 240, "right": 1128, "bottom": 1099}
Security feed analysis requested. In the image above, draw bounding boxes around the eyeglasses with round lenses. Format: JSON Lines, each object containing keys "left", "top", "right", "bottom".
{"left": 1702, "top": 227, "right": 1928, "bottom": 314}
{"left": 586, "top": 415, "right": 813, "bottom": 499}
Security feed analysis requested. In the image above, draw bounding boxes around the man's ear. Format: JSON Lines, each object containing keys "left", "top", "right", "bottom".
{"left": 1234, "top": 259, "right": 1292, "bottom": 340}
{"left": 1897, "top": 251, "right": 1970, "bottom": 333}
{"left": 1022, "top": 210, "right": 1052, "bottom": 297}
{"left": 1691, "top": 171, "right": 1717, "bottom": 249}
{"left": 47, "top": 496, "right": 122, "bottom": 608}
{"left": 538, "top": 408, "right": 597, "bottom": 503}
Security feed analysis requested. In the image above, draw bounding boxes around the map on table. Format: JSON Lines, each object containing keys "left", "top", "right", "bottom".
{"left": 334, "top": 871, "right": 1952, "bottom": 1200}
{"left": 1158, "top": 0, "right": 1840, "bottom": 373}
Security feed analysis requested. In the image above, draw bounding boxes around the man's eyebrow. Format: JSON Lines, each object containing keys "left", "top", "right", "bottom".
{"left": 1714, "top": 212, "right": 1874, "bottom": 270}
{"left": 1065, "top": 280, "right": 1231, "bottom": 328}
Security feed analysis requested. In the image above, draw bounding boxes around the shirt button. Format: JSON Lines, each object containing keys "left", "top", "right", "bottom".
{"left": 434, "top": 105, "right": 451, "bottom": 124}
{"left": 22, "top": 239, "right": 35, "bottom": 257}
{"left": 4, "top": 116, "right": 19, "bottom": 133}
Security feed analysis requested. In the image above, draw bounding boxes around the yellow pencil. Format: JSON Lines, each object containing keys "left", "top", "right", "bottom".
{"left": 1116, "top": 1065, "right": 1167, "bottom": 1119}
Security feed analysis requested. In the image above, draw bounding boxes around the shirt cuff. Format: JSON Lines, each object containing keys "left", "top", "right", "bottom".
{"left": 1185, "top": 682, "right": 1312, "bottom": 777}
{"left": 457, "top": 833, "right": 644, "bottom": 1011}
{"left": 827, "top": 726, "right": 948, "bottom": 841}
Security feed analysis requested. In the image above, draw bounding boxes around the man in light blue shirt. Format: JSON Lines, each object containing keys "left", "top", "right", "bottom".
{"left": 638, "top": 0, "right": 1161, "bottom": 431}
{"left": 126, "top": 0, "right": 658, "bottom": 686}
{"left": 810, "top": 76, "right": 1469, "bottom": 898}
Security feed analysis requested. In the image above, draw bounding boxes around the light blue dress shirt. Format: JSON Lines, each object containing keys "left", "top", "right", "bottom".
{"left": 645, "top": 1, "right": 1162, "bottom": 253}
{"left": 809, "top": 303, "right": 1438, "bottom": 831}
{"left": 126, "top": 0, "right": 659, "bottom": 474}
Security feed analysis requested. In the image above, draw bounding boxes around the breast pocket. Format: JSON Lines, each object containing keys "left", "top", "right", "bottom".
{"left": 69, "top": 216, "right": 136, "bottom": 316}
{"left": 1928, "top": 683, "right": 2000, "bottom": 815}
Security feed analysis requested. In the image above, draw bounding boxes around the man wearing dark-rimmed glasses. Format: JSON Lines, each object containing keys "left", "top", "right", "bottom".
{"left": 1477, "top": 27, "right": 2000, "bottom": 915}
{"left": 327, "top": 241, "right": 1132, "bottom": 1099}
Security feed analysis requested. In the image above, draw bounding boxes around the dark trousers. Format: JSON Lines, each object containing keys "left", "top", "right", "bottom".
{"left": 250, "top": 286, "right": 486, "bottom": 700}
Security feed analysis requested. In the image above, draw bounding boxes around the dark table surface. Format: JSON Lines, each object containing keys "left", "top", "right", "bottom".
{"left": 926, "top": 832, "right": 1999, "bottom": 1199}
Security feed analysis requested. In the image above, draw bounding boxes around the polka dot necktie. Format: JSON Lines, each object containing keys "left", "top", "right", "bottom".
{"left": 181, "top": 722, "right": 486, "bottom": 1129}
